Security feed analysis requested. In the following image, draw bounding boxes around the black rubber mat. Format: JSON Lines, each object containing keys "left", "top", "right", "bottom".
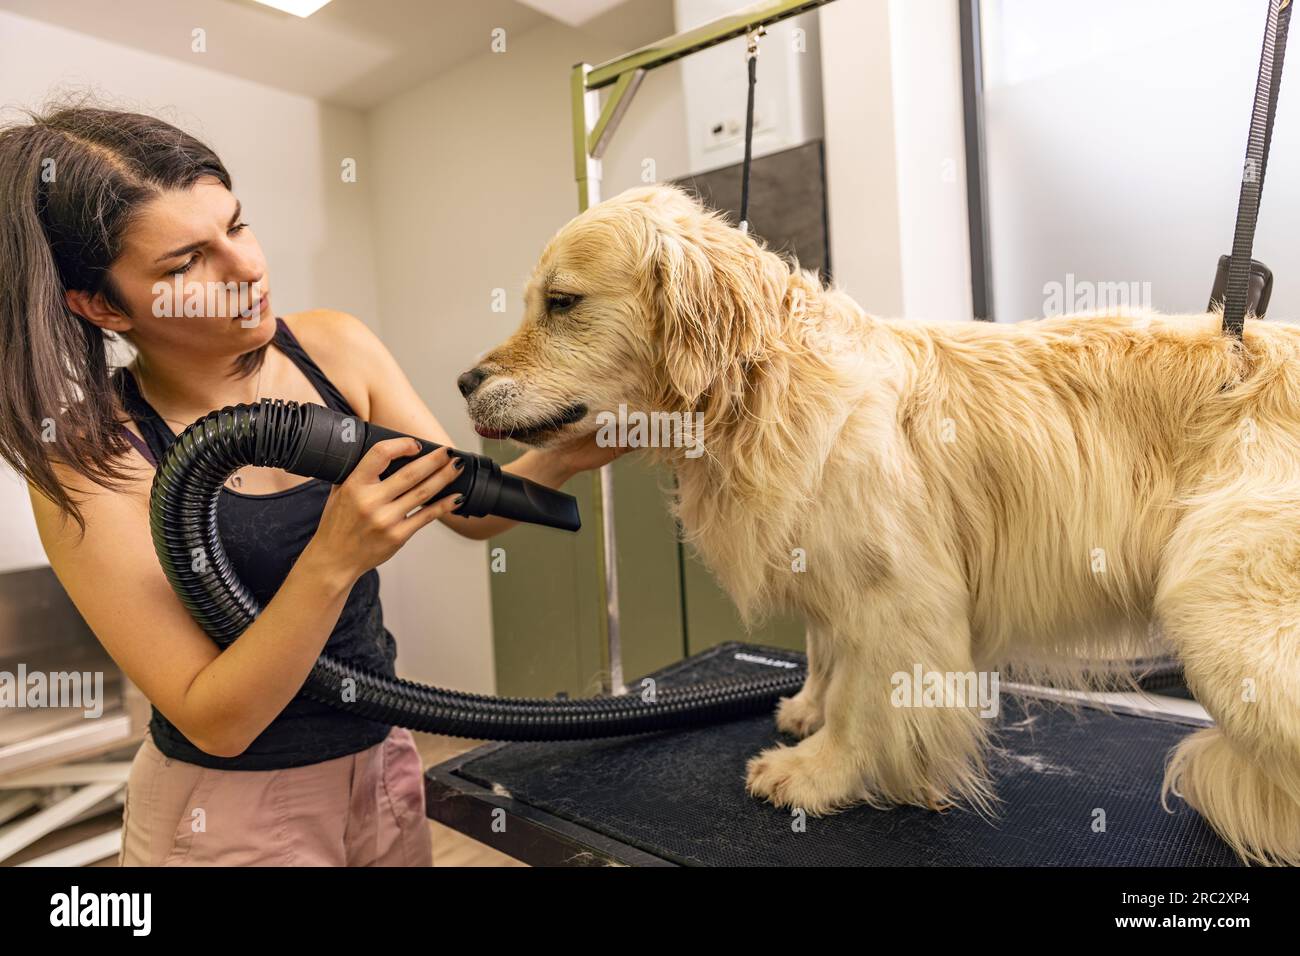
{"left": 454, "top": 642, "right": 1239, "bottom": 866}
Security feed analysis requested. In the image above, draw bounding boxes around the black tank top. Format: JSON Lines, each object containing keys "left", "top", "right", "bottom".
{"left": 112, "top": 315, "right": 397, "bottom": 771}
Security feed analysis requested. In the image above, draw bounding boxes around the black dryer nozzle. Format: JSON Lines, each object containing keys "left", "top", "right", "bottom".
{"left": 288, "top": 403, "right": 580, "bottom": 532}
{"left": 492, "top": 470, "right": 581, "bottom": 532}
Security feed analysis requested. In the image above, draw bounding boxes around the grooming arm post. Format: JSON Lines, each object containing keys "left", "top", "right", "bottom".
{"left": 571, "top": 61, "right": 625, "bottom": 696}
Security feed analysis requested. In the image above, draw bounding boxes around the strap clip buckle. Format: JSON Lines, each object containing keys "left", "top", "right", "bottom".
{"left": 1208, "top": 254, "right": 1273, "bottom": 320}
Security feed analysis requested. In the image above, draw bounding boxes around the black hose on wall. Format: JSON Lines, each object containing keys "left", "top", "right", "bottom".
{"left": 149, "top": 399, "right": 806, "bottom": 741}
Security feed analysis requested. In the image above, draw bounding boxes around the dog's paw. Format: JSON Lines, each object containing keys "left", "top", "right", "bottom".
{"left": 774, "top": 691, "right": 823, "bottom": 739}
{"left": 744, "top": 737, "right": 861, "bottom": 816}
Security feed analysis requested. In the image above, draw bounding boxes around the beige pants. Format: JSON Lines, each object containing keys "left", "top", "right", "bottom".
{"left": 118, "top": 726, "right": 433, "bottom": 866}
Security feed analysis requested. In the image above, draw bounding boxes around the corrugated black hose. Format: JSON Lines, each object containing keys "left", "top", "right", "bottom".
{"left": 148, "top": 399, "right": 806, "bottom": 741}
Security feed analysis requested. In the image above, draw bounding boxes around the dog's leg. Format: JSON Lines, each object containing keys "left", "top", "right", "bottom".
{"left": 745, "top": 596, "right": 996, "bottom": 817}
{"left": 775, "top": 622, "right": 830, "bottom": 739}
{"left": 1156, "top": 484, "right": 1300, "bottom": 866}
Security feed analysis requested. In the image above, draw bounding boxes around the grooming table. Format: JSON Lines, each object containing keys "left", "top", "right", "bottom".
{"left": 423, "top": 641, "right": 1239, "bottom": 866}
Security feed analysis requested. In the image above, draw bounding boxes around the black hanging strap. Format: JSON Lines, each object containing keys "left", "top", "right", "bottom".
{"left": 1215, "top": 0, "right": 1293, "bottom": 337}
{"left": 738, "top": 28, "right": 763, "bottom": 235}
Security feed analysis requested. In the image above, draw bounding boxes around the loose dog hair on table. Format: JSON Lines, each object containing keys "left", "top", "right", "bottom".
{"left": 459, "top": 183, "right": 1300, "bottom": 866}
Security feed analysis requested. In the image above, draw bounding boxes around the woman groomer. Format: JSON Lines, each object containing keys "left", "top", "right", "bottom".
{"left": 0, "top": 105, "right": 622, "bottom": 866}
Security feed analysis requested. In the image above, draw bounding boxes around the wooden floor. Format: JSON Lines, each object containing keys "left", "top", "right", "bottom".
{"left": 3, "top": 732, "right": 525, "bottom": 868}
{"left": 412, "top": 731, "right": 527, "bottom": 867}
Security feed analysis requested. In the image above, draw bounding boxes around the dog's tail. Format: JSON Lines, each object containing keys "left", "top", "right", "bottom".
{"left": 1162, "top": 727, "right": 1300, "bottom": 866}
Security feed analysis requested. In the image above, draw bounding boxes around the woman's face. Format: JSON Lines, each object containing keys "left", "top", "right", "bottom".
{"left": 103, "top": 174, "right": 274, "bottom": 358}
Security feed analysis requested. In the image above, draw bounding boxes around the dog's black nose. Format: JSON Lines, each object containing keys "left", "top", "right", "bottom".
{"left": 458, "top": 367, "right": 488, "bottom": 398}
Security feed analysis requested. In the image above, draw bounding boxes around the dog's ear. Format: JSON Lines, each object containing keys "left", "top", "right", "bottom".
{"left": 651, "top": 199, "right": 788, "bottom": 409}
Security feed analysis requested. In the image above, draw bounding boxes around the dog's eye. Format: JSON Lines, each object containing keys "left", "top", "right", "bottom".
{"left": 547, "top": 292, "right": 582, "bottom": 313}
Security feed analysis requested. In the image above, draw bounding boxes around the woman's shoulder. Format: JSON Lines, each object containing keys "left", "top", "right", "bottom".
{"left": 56, "top": 422, "right": 154, "bottom": 490}
{"left": 30, "top": 424, "right": 154, "bottom": 544}
{"left": 279, "top": 308, "right": 379, "bottom": 354}
{"left": 279, "top": 308, "right": 381, "bottom": 417}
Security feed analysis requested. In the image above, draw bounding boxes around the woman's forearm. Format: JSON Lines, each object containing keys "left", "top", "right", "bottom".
{"left": 181, "top": 541, "right": 358, "bottom": 756}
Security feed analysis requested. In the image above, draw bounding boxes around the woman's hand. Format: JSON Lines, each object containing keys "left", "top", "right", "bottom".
{"left": 545, "top": 430, "right": 633, "bottom": 475}
{"left": 302, "top": 438, "right": 464, "bottom": 587}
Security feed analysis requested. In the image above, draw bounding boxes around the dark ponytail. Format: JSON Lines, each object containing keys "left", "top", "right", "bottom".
{"left": 0, "top": 100, "right": 249, "bottom": 535}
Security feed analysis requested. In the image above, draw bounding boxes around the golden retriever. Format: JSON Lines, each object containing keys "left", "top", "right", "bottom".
{"left": 459, "top": 183, "right": 1300, "bottom": 865}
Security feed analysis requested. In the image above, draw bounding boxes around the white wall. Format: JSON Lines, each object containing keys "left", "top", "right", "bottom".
{"left": 819, "top": 0, "right": 905, "bottom": 316}
{"left": 818, "top": 0, "right": 972, "bottom": 322}
{"left": 889, "top": 0, "right": 974, "bottom": 322}
{"left": 981, "top": 0, "right": 1291, "bottom": 322}
{"left": 367, "top": 18, "right": 691, "bottom": 695}
{"left": 0, "top": 9, "right": 379, "bottom": 573}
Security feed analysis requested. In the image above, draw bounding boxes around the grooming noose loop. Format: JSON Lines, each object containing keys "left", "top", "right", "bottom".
{"left": 738, "top": 26, "right": 765, "bottom": 236}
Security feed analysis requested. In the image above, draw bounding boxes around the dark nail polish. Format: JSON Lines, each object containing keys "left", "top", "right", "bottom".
{"left": 453, "top": 456, "right": 464, "bottom": 470}
{"left": 454, "top": 494, "right": 465, "bottom": 506}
